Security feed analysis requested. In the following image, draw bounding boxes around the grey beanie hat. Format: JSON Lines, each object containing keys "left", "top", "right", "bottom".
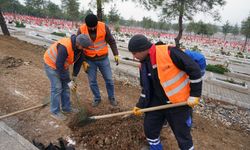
{"left": 128, "top": 34, "right": 152, "bottom": 52}
{"left": 76, "top": 34, "right": 93, "bottom": 48}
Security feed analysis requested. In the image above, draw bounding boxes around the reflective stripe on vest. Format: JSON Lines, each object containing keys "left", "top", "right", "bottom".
{"left": 155, "top": 45, "right": 190, "bottom": 103}
{"left": 47, "top": 47, "right": 57, "bottom": 62}
{"left": 87, "top": 39, "right": 107, "bottom": 51}
{"left": 80, "top": 22, "right": 108, "bottom": 57}
{"left": 44, "top": 38, "right": 74, "bottom": 69}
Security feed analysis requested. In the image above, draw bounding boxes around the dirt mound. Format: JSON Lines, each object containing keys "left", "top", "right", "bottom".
{"left": 1, "top": 56, "right": 23, "bottom": 68}
{"left": 70, "top": 115, "right": 146, "bottom": 149}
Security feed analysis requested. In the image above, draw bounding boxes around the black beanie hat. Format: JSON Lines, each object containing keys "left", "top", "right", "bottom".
{"left": 128, "top": 34, "right": 152, "bottom": 52}
{"left": 85, "top": 14, "right": 98, "bottom": 27}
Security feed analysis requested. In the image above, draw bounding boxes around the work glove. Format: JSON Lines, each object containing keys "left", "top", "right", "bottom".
{"left": 133, "top": 107, "right": 143, "bottom": 116}
{"left": 82, "top": 61, "right": 90, "bottom": 73}
{"left": 114, "top": 55, "right": 119, "bottom": 65}
{"left": 187, "top": 96, "right": 200, "bottom": 108}
{"left": 68, "top": 80, "right": 77, "bottom": 92}
{"left": 72, "top": 76, "right": 77, "bottom": 82}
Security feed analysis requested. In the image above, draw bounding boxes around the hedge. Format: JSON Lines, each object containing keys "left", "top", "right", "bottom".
{"left": 206, "top": 64, "right": 229, "bottom": 74}
{"left": 51, "top": 32, "right": 66, "bottom": 37}
{"left": 15, "top": 21, "right": 25, "bottom": 28}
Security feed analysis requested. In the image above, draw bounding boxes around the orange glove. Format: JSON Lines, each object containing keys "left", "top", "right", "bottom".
{"left": 133, "top": 107, "right": 142, "bottom": 116}
{"left": 187, "top": 96, "right": 199, "bottom": 108}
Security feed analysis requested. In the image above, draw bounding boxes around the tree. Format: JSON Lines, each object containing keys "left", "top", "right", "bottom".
{"left": 206, "top": 23, "right": 218, "bottom": 37}
{"left": 158, "top": 21, "right": 170, "bottom": 31}
{"left": 142, "top": 17, "right": 153, "bottom": 29}
{"left": 186, "top": 21, "right": 196, "bottom": 34}
{"left": 0, "top": 8, "right": 10, "bottom": 36}
{"left": 92, "top": 0, "right": 112, "bottom": 21}
{"left": 241, "top": 14, "right": 250, "bottom": 52}
{"left": 24, "top": 0, "right": 45, "bottom": 17}
{"left": 108, "top": 4, "right": 120, "bottom": 24}
{"left": 171, "top": 23, "right": 179, "bottom": 32}
{"left": 222, "top": 20, "right": 231, "bottom": 40}
{"left": 45, "top": 1, "right": 63, "bottom": 18}
{"left": 195, "top": 21, "right": 208, "bottom": 36}
{"left": 61, "top": 0, "right": 80, "bottom": 21}
{"left": 231, "top": 24, "right": 239, "bottom": 38}
{"left": 0, "top": 0, "right": 23, "bottom": 13}
{"left": 25, "top": 0, "right": 44, "bottom": 9}
{"left": 137, "top": 0, "right": 226, "bottom": 48}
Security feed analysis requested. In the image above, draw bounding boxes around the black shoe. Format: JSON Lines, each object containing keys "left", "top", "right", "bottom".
{"left": 109, "top": 98, "right": 118, "bottom": 106}
{"left": 92, "top": 100, "right": 101, "bottom": 107}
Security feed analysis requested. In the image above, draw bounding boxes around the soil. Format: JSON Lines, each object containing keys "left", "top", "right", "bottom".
{"left": 0, "top": 35, "right": 249, "bottom": 150}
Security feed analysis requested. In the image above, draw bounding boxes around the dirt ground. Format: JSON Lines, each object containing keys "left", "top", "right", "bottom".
{"left": 0, "top": 35, "right": 249, "bottom": 150}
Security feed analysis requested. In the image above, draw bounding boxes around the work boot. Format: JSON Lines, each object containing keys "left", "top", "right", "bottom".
{"left": 62, "top": 108, "right": 79, "bottom": 114}
{"left": 109, "top": 98, "right": 118, "bottom": 106}
{"left": 92, "top": 100, "right": 101, "bottom": 107}
{"left": 50, "top": 112, "right": 66, "bottom": 121}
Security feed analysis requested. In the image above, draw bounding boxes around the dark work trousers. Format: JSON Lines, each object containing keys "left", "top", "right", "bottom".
{"left": 144, "top": 105, "right": 194, "bottom": 150}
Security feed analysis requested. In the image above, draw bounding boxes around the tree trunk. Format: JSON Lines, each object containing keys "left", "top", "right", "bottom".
{"left": 0, "top": 9, "right": 10, "bottom": 36}
{"left": 175, "top": 1, "right": 184, "bottom": 48}
{"left": 96, "top": 0, "right": 103, "bottom": 21}
{"left": 243, "top": 36, "right": 248, "bottom": 52}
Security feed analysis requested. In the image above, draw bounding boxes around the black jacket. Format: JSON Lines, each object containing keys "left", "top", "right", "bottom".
{"left": 56, "top": 34, "right": 85, "bottom": 82}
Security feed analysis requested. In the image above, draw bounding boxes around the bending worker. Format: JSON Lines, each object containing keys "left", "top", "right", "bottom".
{"left": 128, "top": 34, "right": 202, "bottom": 150}
{"left": 77, "top": 14, "right": 119, "bottom": 107}
{"left": 44, "top": 34, "right": 92, "bottom": 121}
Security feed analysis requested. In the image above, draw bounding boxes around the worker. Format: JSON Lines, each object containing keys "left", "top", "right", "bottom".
{"left": 156, "top": 41, "right": 206, "bottom": 77}
{"left": 77, "top": 14, "right": 119, "bottom": 107}
{"left": 128, "top": 34, "right": 202, "bottom": 150}
{"left": 44, "top": 34, "right": 93, "bottom": 121}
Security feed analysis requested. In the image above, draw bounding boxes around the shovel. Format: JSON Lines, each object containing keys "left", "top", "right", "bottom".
{"left": 78, "top": 102, "right": 187, "bottom": 126}
{"left": 0, "top": 97, "right": 49, "bottom": 120}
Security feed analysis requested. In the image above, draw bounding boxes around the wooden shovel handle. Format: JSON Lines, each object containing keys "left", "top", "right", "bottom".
{"left": 0, "top": 99, "right": 49, "bottom": 120}
{"left": 90, "top": 102, "right": 187, "bottom": 120}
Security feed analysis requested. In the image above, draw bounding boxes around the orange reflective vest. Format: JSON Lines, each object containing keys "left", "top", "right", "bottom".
{"left": 44, "top": 38, "right": 74, "bottom": 69}
{"left": 155, "top": 45, "right": 190, "bottom": 103}
{"left": 79, "top": 21, "right": 108, "bottom": 57}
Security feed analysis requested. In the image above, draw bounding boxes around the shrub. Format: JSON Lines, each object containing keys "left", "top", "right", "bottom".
{"left": 206, "top": 64, "right": 229, "bottom": 74}
{"left": 236, "top": 52, "right": 244, "bottom": 58}
{"left": 190, "top": 45, "right": 201, "bottom": 52}
{"left": 15, "top": 21, "right": 25, "bottom": 28}
{"left": 51, "top": 32, "right": 66, "bottom": 37}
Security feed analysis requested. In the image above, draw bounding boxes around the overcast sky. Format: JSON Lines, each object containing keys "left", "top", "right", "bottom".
{"left": 19, "top": 0, "right": 250, "bottom": 25}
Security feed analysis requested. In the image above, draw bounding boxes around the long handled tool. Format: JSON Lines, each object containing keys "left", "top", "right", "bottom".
{"left": 78, "top": 102, "right": 187, "bottom": 126}
{"left": 91, "top": 102, "right": 187, "bottom": 120}
{"left": 0, "top": 97, "right": 49, "bottom": 120}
